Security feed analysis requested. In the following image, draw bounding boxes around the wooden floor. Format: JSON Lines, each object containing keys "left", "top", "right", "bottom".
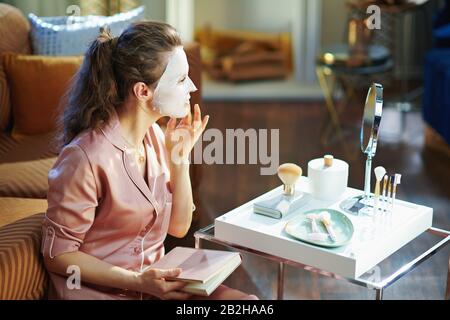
{"left": 169, "top": 95, "right": 450, "bottom": 300}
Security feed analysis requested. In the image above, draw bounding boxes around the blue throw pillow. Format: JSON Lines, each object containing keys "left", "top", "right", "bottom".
{"left": 28, "top": 6, "right": 145, "bottom": 56}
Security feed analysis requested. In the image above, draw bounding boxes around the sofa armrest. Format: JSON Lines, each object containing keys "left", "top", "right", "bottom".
{"left": 0, "top": 212, "right": 48, "bottom": 299}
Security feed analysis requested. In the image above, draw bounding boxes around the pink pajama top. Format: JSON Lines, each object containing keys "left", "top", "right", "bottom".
{"left": 41, "top": 111, "right": 173, "bottom": 299}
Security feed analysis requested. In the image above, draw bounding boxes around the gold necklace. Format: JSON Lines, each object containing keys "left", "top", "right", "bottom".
{"left": 122, "top": 136, "right": 146, "bottom": 164}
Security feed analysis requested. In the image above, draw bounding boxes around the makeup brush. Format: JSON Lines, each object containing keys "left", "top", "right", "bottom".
{"left": 374, "top": 166, "right": 386, "bottom": 213}
{"left": 277, "top": 163, "right": 302, "bottom": 196}
{"left": 387, "top": 175, "right": 394, "bottom": 212}
{"left": 319, "top": 211, "right": 336, "bottom": 242}
{"left": 391, "top": 174, "right": 402, "bottom": 210}
{"left": 382, "top": 175, "right": 389, "bottom": 211}
{"left": 306, "top": 213, "right": 320, "bottom": 233}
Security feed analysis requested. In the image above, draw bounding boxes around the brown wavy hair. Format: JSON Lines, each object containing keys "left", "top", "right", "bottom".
{"left": 59, "top": 21, "right": 182, "bottom": 146}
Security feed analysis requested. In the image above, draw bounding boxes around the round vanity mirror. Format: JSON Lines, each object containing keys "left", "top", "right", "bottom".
{"left": 340, "top": 83, "right": 383, "bottom": 216}
{"left": 361, "top": 83, "right": 383, "bottom": 157}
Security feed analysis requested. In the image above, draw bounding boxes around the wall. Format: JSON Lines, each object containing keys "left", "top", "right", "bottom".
{"left": 194, "top": 0, "right": 294, "bottom": 33}
{"left": 194, "top": 0, "right": 349, "bottom": 49}
{"left": 320, "top": 0, "right": 348, "bottom": 48}
{"left": 193, "top": 0, "right": 325, "bottom": 83}
{"left": 141, "top": 0, "right": 165, "bottom": 21}
{"left": 4, "top": 0, "right": 348, "bottom": 45}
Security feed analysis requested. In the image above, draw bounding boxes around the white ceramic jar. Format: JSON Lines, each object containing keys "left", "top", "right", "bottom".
{"left": 307, "top": 155, "right": 349, "bottom": 201}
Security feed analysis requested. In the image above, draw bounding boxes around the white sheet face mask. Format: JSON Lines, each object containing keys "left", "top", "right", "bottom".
{"left": 152, "top": 46, "right": 197, "bottom": 118}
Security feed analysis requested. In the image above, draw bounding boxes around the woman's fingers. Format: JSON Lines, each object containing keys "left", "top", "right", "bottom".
{"left": 162, "top": 291, "right": 192, "bottom": 300}
{"left": 202, "top": 115, "right": 210, "bottom": 131}
{"left": 194, "top": 104, "right": 201, "bottom": 119}
{"left": 179, "top": 108, "right": 192, "bottom": 127}
{"left": 166, "top": 104, "right": 209, "bottom": 152}
{"left": 193, "top": 104, "right": 205, "bottom": 132}
{"left": 173, "top": 105, "right": 207, "bottom": 135}
{"left": 166, "top": 117, "right": 177, "bottom": 132}
{"left": 149, "top": 267, "right": 182, "bottom": 279}
{"left": 193, "top": 104, "right": 201, "bottom": 123}
{"left": 163, "top": 280, "right": 188, "bottom": 293}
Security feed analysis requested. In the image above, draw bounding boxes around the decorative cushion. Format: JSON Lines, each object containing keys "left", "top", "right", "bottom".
{"left": 0, "top": 3, "right": 31, "bottom": 132}
{"left": 1, "top": 53, "right": 83, "bottom": 138}
{"left": 0, "top": 132, "right": 57, "bottom": 199}
{"left": 0, "top": 62, "right": 10, "bottom": 131}
{"left": 0, "top": 4, "right": 31, "bottom": 54}
{"left": 28, "top": 6, "right": 145, "bottom": 56}
{"left": 0, "top": 197, "right": 48, "bottom": 228}
{"left": 0, "top": 212, "right": 48, "bottom": 299}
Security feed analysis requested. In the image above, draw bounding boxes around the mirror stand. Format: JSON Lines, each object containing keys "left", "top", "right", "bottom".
{"left": 340, "top": 154, "right": 374, "bottom": 216}
{"left": 363, "top": 154, "right": 372, "bottom": 199}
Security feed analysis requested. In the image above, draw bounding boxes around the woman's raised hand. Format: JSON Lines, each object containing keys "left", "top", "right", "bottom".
{"left": 165, "top": 104, "right": 209, "bottom": 165}
{"left": 137, "top": 267, "right": 192, "bottom": 300}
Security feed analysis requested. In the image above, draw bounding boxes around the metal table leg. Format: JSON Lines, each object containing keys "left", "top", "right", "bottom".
{"left": 316, "top": 66, "right": 343, "bottom": 146}
{"left": 277, "top": 262, "right": 285, "bottom": 300}
{"left": 446, "top": 257, "right": 450, "bottom": 300}
{"left": 375, "top": 288, "right": 383, "bottom": 300}
{"left": 316, "top": 66, "right": 357, "bottom": 160}
{"left": 195, "top": 236, "right": 201, "bottom": 249}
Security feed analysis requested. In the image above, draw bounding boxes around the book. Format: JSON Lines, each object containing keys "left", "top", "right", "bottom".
{"left": 148, "top": 247, "right": 242, "bottom": 296}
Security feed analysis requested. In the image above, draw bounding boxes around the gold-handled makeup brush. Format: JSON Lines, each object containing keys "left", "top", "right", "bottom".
{"left": 387, "top": 175, "right": 394, "bottom": 212}
{"left": 374, "top": 166, "right": 386, "bottom": 213}
{"left": 254, "top": 163, "right": 304, "bottom": 219}
{"left": 382, "top": 175, "right": 389, "bottom": 211}
{"left": 277, "top": 163, "right": 302, "bottom": 196}
{"left": 391, "top": 174, "right": 402, "bottom": 211}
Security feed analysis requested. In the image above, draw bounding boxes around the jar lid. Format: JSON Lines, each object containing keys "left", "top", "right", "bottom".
{"left": 308, "top": 155, "right": 348, "bottom": 172}
{"left": 324, "top": 155, "right": 333, "bottom": 167}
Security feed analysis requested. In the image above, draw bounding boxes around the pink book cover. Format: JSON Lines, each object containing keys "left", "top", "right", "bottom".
{"left": 149, "top": 247, "right": 241, "bottom": 283}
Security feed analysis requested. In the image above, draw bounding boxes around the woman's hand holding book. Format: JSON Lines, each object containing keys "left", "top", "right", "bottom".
{"left": 136, "top": 267, "right": 192, "bottom": 300}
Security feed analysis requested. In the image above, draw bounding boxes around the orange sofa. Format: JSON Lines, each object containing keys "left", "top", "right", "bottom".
{"left": 0, "top": 3, "right": 203, "bottom": 299}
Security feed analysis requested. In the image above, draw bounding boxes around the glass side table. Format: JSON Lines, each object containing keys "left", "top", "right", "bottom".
{"left": 194, "top": 224, "right": 449, "bottom": 300}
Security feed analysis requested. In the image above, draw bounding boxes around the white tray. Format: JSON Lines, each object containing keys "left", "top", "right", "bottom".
{"left": 214, "top": 177, "right": 433, "bottom": 278}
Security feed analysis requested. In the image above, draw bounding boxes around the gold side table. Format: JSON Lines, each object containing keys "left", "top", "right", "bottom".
{"left": 316, "top": 44, "right": 393, "bottom": 155}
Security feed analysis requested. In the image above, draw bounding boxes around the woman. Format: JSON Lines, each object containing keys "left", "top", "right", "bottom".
{"left": 41, "top": 21, "right": 257, "bottom": 300}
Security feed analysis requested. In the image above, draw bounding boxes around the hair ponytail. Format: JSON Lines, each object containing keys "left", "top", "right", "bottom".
{"left": 59, "top": 21, "right": 181, "bottom": 146}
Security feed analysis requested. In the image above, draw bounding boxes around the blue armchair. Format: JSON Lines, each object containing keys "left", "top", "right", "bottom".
{"left": 422, "top": 0, "right": 450, "bottom": 151}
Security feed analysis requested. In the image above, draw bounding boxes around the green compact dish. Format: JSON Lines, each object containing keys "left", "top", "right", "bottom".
{"left": 284, "top": 209, "right": 354, "bottom": 248}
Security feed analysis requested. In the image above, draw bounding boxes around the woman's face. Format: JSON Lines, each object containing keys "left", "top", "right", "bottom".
{"left": 152, "top": 46, "right": 197, "bottom": 118}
